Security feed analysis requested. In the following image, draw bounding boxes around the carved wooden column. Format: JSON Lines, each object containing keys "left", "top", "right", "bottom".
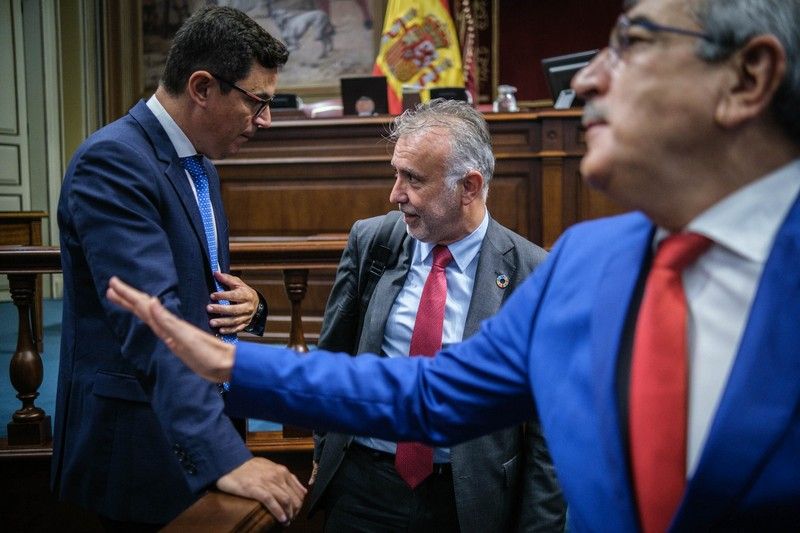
{"left": 282, "top": 268, "right": 311, "bottom": 439}
{"left": 6, "top": 273, "right": 51, "bottom": 445}
{"left": 282, "top": 269, "right": 309, "bottom": 353}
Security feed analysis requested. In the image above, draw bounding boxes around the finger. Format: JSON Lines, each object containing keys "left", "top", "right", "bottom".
{"left": 107, "top": 277, "right": 147, "bottom": 314}
{"left": 211, "top": 288, "right": 253, "bottom": 304}
{"left": 257, "top": 491, "right": 289, "bottom": 525}
{"left": 109, "top": 276, "right": 147, "bottom": 301}
{"left": 107, "top": 282, "right": 158, "bottom": 327}
{"left": 148, "top": 297, "right": 181, "bottom": 341}
{"left": 209, "top": 312, "right": 250, "bottom": 334}
{"left": 215, "top": 323, "right": 248, "bottom": 335}
{"left": 213, "top": 271, "right": 241, "bottom": 287}
{"left": 264, "top": 468, "right": 305, "bottom": 518}
{"left": 289, "top": 474, "right": 307, "bottom": 498}
{"left": 207, "top": 302, "right": 251, "bottom": 317}
{"left": 106, "top": 286, "right": 128, "bottom": 310}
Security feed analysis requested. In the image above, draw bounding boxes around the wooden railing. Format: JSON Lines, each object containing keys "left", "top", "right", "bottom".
{"left": 162, "top": 490, "right": 278, "bottom": 532}
{"left": 0, "top": 237, "right": 347, "bottom": 531}
{"left": 0, "top": 246, "right": 60, "bottom": 446}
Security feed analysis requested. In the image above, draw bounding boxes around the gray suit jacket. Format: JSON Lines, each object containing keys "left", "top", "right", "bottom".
{"left": 307, "top": 213, "right": 565, "bottom": 532}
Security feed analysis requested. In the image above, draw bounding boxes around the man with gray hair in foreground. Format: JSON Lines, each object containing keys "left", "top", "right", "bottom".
{"left": 108, "top": 0, "right": 800, "bottom": 529}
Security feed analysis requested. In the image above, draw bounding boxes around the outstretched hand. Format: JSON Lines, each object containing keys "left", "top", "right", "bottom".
{"left": 106, "top": 276, "right": 234, "bottom": 382}
{"left": 107, "top": 277, "right": 306, "bottom": 524}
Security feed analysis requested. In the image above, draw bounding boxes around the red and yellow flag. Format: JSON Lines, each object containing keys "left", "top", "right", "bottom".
{"left": 373, "top": 0, "right": 465, "bottom": 114}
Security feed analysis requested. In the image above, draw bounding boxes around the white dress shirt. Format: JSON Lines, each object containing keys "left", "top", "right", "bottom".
{"left": 652, "top": 159, "right": 800, "bottom": 475}
{"left": 146, "top": 95, "right": 219, "bottom": 247}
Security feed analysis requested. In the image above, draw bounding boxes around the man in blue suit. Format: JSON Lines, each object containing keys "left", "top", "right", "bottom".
{"left": 54, "top": 6, "right": 305, "bottom": 529}
{"left": 108, "top": 0, "right": 800, "bottom": 530}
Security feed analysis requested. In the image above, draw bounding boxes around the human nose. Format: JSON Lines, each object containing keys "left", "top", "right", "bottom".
{"left": 254, "top": 106, "right": 271, "bottom": 129}
{"left": 388, "top": 176, "right": 406, "bottom": 204}
{"left": 572, "top": 48, "right": 612, "bottom": 102}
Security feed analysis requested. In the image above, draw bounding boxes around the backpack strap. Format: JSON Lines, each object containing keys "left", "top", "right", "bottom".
{"left": 355, "top": 211, "right": 406, "bottom": 347}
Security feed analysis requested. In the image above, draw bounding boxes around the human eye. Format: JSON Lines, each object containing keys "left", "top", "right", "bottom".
{"left": 627, "top": 19, "right": 659, "bottom": 44}
{"left": 626, "top": 33, "right": 652, "bottom": 50}
{"left": 395, "top": 169, "right": 420, "bottom": 185}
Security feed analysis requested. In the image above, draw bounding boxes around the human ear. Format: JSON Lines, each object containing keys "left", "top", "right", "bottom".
{"left": 715, "top": 34, "right": 786, "bottom": 128}
{"left": 186, "top": 71, "right": 214, "bottom": 109}
{"left": 460, "top": 170, "right": 484, "bottom": 205}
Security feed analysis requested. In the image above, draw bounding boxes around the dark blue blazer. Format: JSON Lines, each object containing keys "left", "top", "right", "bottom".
{"left": 226, "top": 200, "right": 800, "bottom": 531}
{"left": 53, "top": 100, "right": 252, "bottom": 523}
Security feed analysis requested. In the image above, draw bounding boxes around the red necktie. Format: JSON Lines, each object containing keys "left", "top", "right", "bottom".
{"left": 629, "top": 233, "right": 712, "bottom": 533}
{"left": 395, "top": 245, "right": 453, "bottom": 489}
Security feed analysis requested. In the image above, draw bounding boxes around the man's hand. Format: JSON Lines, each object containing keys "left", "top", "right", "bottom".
{"left": 308, "top": 460, "right": 319, "bottom": 485}
{"left": 106, "top": 276, "right": 234, "bottom": 382}
{"left": 208, "top": 272, "right": 260, "bottom": 334}
{"left": 216, "top": 457, "right": 307, "bottom": 526}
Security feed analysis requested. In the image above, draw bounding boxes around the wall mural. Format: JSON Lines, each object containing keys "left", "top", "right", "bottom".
{"left": 140, "top": 0, "right": 382, "bottom": 98}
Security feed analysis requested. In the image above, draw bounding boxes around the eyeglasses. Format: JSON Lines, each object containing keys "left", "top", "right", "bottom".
{"left": 212, "top": 74, "right": 272, "bottom": 119}
{"left": 608, "top": 14, "right": 714, "bottom": 65}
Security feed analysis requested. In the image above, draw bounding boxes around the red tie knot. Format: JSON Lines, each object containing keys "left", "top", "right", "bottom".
{"left": 654, "top": 233, "right": 712, "bottom": 272}
{"left": 432, "top": 245, "right": 453, "bottom": 271}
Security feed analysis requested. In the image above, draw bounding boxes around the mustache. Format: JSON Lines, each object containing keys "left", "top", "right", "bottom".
{"left": 582, "top": 102, "right": 608, "bottom": 127}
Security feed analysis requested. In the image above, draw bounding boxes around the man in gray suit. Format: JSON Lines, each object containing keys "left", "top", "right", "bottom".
{"left": 307, "top": 99, "right": 566, "bottom": 532}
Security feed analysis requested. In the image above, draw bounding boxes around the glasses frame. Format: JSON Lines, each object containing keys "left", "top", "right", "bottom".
{"left": 609, "top": 14, "right": 714, "bottom": 64}
{"left": 212, "top": 73, "right": 272, "bottom": 119}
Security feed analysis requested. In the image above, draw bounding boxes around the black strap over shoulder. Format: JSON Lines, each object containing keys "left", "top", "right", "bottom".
{"left": 355, "top": 211, "right": 406, "bottom": 345}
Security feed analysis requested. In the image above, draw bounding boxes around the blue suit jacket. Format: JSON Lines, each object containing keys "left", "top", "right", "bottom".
{"left": 227, "top": 200, "right": 800, "bottom": 530}
{"left": 53, "top": 100, "right": 252, "bottom": 523}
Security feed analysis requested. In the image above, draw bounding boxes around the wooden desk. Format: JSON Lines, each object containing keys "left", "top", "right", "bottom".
{"left": 215, "top": 110, "right": 624, "bottom": 341}
{"left": 0, "top": 211, "right": 48, "bottom": 353}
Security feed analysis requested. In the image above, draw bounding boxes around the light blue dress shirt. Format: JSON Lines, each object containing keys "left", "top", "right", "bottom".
{"left": 355, "top": 210, "right": 490, "bottom": 462}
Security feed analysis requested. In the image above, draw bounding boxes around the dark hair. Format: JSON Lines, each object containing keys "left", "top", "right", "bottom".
{"left": 161, "top": 6, "right": 289, "bottom": 95}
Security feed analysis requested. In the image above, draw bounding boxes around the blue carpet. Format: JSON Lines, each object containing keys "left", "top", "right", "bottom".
{"left": 0, "top": 299, "right": 280, "bottom": 437}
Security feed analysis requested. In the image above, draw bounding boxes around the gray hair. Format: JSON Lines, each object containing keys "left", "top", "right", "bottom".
{"left": 694, "top": 0, "right": 800, "bottom": 144}
{"left": 388, "top": 98, "right": 495, "bottom": 197}
{"left": 625, "top": 0, "right": 800, "bottom": 144}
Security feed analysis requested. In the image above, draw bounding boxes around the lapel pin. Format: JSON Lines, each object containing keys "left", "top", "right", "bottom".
{"left": 496, "top": 274, "right": 510, "bottom": 289}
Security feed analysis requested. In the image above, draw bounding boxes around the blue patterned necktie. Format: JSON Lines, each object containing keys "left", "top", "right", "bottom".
{"left": 180, "top": 155, "right": 237, "bottom": 347}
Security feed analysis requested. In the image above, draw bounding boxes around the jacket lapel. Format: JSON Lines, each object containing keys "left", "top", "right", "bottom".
{"left": 358, "top": 234, "right": 413, "bottom": 355}
{"left": 206, "top": 161, "right": 229, "bottom": 271}
{"left": 463, "top": 218, "right": 515, "bottom": 337}
{"left": 677, "top": 195, "right": 800, "bottom": 527}
{"left": 129, "top": 101, "right": 212, "bottom": 270}
{"left": 590, "top": 217, "right": 654, "bottom": 528}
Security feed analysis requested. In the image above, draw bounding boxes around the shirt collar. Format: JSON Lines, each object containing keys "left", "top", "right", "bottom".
{"left": 146, "top": 94, "right": 197, "bottom": 158}
{"left": 415, "top": 209, "right": 490, "bottom": 272}
{"left": 654, "top": 158, "right": 800, "bottom": 263}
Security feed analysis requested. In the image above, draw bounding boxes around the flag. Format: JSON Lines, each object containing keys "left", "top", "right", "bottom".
{"left": 373, "top": 0, "right": 465, "bottom": 115}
